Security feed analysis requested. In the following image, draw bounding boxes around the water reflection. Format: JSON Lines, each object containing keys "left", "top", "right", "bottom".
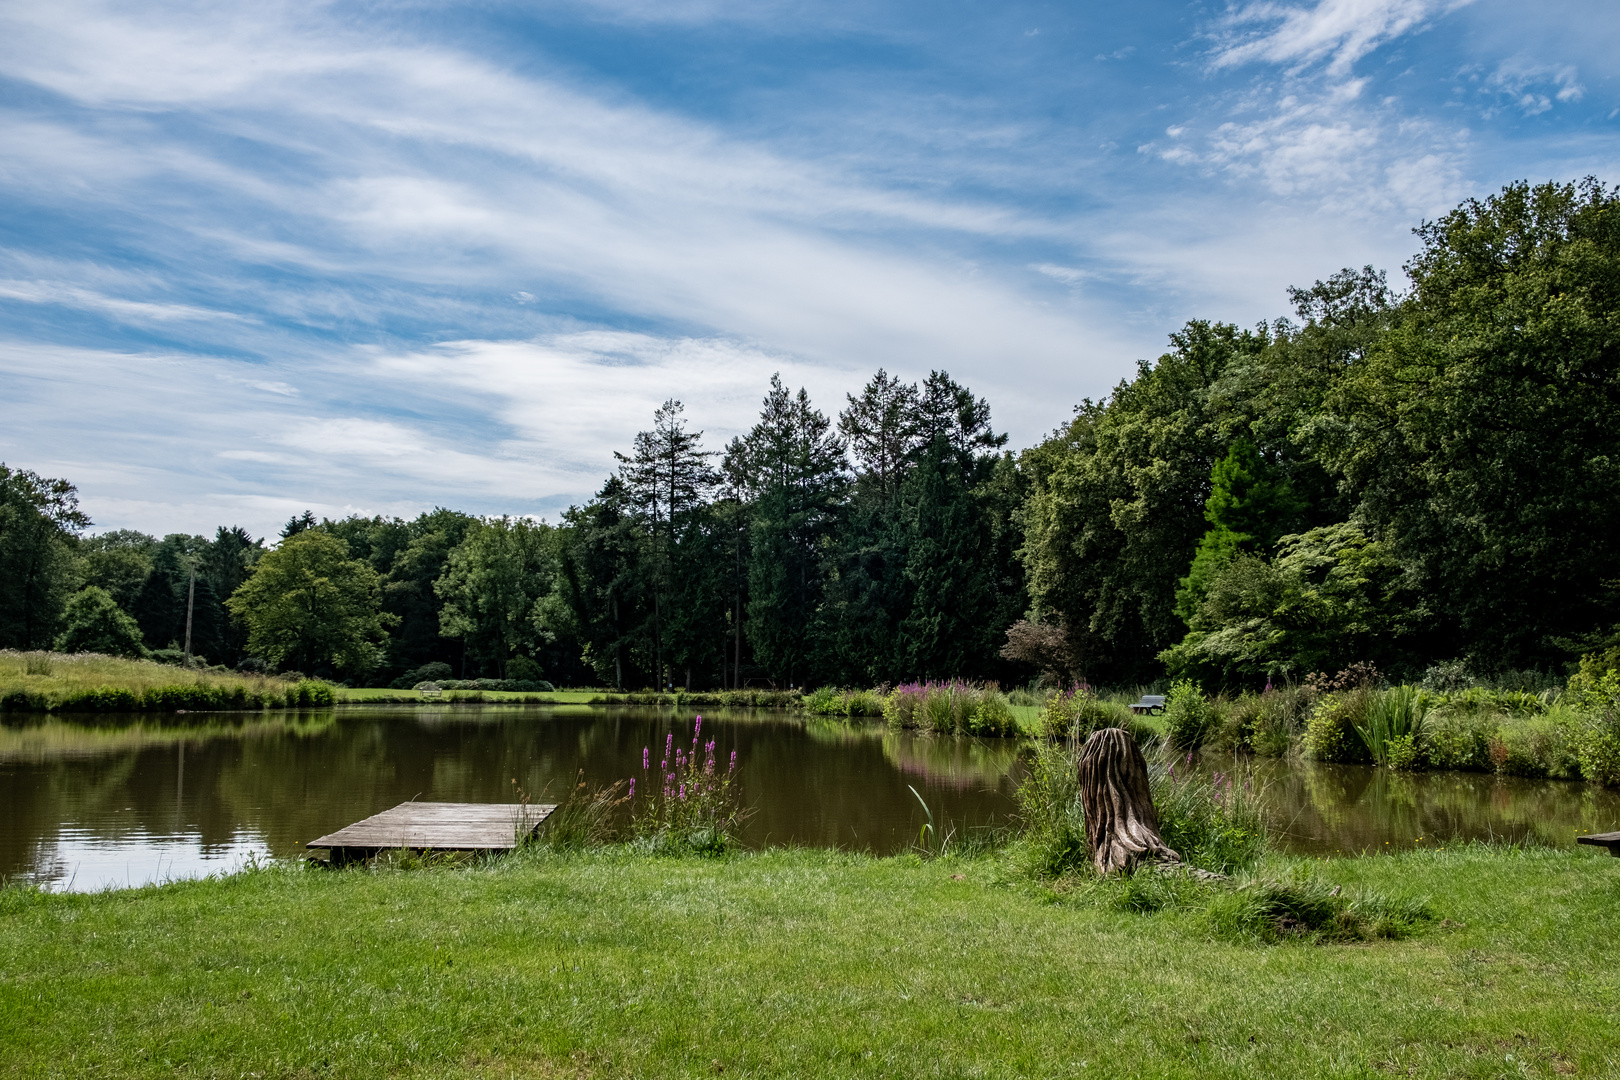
{"left": 5, "top": 707, "right": 1619, "bottom": 892}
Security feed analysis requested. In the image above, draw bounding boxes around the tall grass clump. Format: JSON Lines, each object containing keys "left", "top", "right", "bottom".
{"left": 625, "top": 715, "right": 748, "bottom": 854}
{"left": 1198, "top": 870, "right": 1433, "bottom": 943}
{"left": 1215, "top": 685, "right": 1314, "bottom": 756}
{"left": 1355, "top": 685, "right": 1429, "bottom": 767}
{"left": 883, "top": 681, "right": 1018, "bottom": 736}
{"left": 528, "top": 773, "right": 628, "bottom": 851}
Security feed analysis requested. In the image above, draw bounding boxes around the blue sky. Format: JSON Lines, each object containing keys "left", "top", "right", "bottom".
{"left": 2, "top": 0, "right": 1616, "bottom": 539}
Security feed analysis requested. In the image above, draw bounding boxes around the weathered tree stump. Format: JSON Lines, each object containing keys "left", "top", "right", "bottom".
{"left": 1078, "top": 727, "right": 1179, "bottom": 875}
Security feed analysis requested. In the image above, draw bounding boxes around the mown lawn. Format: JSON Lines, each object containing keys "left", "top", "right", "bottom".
{"left": 2, "top": 846, "right": 1617, "bottom": 1078}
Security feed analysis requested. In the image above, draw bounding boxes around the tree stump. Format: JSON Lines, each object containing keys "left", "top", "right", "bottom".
{"left": 1077, "top": 727, "right": 1180, "bottom": 875}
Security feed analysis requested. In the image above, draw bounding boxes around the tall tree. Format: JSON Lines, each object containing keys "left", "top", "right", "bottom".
{"left": 226, "top": 530, "right": 396, "bottom": 676}
{"left": 549, "top": 476, "right": 652, "bottom": 688}
{"left": 1324, "top": 178, "right": 1620, "bottom": 664}
{"left": 0, "top": 465, "right": 88, "bottom": 649}
{"left": 436, "top": 517, "right": 557, "bottom": 678}
{"left": 615, "top": 399, "right": 718, "bottom": 687}
{"left": 731, "top": 375, "right": 848, "bottom": 686}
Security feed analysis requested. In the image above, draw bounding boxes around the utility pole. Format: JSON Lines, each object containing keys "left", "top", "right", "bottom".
{"left": 182, "top": 562, "right": 196, "bottom": 667}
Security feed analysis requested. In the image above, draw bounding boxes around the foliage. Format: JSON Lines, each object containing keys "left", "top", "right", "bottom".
{"left": 1162, "top": 679, "right": 1215, "bottom": 749}
{"left": 802, "top": 686, "right": 886, "bottom": 717}
{"left": 225, "top": 530, "right": 397, "bottom": 678}
{"left": 435, "top": 516, "right": 557, "bottom": 679}
{"left": 1038, "top": 685, "right": 1135, "bottom": 740}
{"left": 0, "top": 464, "right": 89, "bottom": 650}
{"left": 54, "top": 586, "right": 145, "bottom": 658}
{"left": 1303, "top": 687, "right": 1375, "bottom": 763}
{"left": 1354, "top": 685, "right": 1430, "bottom": 767}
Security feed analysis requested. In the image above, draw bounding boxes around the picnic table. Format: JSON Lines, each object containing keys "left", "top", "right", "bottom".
{"left": 1129, "top": 694, "right": 1166, "bottom": 715}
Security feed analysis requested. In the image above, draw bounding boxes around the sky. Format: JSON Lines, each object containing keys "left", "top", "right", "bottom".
{"left": 2, "top": 0, "right": 1617, "bottom": 540}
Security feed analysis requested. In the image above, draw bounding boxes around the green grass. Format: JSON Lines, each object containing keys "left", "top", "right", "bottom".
{"left": 0, "top": 651, "right": 331, "bottom": 712}
{"left": 4, "top": 845, "right": 1618, "bottom": 1077}
{"left": 335, "top": 687, "right": 601, "bottom": 704}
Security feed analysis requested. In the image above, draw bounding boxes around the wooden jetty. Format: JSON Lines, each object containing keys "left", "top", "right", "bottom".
{"left": 307, "top": 801, "right": 556, "bottom": 864}
{"left": 1576, "top": 831, "right": 1620, "bottom": 857}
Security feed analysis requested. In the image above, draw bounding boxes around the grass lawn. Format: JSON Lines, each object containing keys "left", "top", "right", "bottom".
{"left": 3, "top": 845, "right": 1618, "bottom": 1078}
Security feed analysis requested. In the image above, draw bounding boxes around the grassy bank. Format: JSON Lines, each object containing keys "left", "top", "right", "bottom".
{"left": 335, "top": 687, "right": 601, "bottom": 705}
{"left": 3, "top": 844, "right": 1617, "bottom": 1077}
{"left": 0, "top": 651, "right": 333, "bottom": 713}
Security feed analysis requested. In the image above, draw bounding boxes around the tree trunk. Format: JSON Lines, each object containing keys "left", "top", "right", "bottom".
{"left": 1077, "top": 727, "right": 1179, "bottom": 875}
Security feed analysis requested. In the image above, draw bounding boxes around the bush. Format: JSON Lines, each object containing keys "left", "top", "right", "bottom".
{"left": 1040, "top": 687, "right": 1134, "bottom": 740}
{"left": 968, "top": 693, "right": 1018, "bottom": 736}
{"left": 54, "top": 587, "right": 146, "bottom": 658}
{"left": 1163, "top": 680, "right": 1215, "bottom": 750}
{"left": 390, "top": 661, "right": 453, "bottom": 689}
{"left": 1490, "top": 712, "right": 1582, "bottom": 779}
{"left": 1010, "top": 739, "right": 1088, "bottom": 878}
{"left": 1417, "top": 709, "right": 1493, "bottom": 771}
{"left": 1303, "top": 687, "right": 1374, "bottom": 763}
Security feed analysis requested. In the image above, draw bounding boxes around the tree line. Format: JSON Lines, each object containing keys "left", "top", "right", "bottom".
{"left": 3, "top": 178, "right": 1617, "bottom": 689}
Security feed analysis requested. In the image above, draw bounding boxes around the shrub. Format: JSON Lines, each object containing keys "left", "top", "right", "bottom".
{"left": 1418, "top": 709, "right": 1493, "bottom": 771}
{"left": 1162, "top": 680, "right": 1215, "bottom": 750}
{"left": 1041, "top": 687, "right": 1134, "bottom": 740}
{"left": 1490, "top": 713, "right": 1582, "bottom": 779}
{"left": 803, "top": 686, "right": 843, "bottom": 715}
{"left": 1303, "top": 687, "right": 1374, "bottom": 763}
{"left": 968, "top": 693, "right": 1017, "bottom": 736}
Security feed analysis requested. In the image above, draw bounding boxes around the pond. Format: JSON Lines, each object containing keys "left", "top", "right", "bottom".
{"left": 3, "top": 704, "right": 1619, "bottom": 890}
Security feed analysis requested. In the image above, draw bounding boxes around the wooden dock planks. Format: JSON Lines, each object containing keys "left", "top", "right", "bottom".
{"left": 307, "top": 801, "right": 557, "bottom": 861}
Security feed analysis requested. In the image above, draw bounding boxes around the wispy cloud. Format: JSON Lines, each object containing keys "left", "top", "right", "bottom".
{"left": 1211, "top": 0, "right": 1475, "bottom": 77}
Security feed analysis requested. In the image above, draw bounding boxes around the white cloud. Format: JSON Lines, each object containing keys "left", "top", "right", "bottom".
{"left": 1212, "top": 0, "right": 1475, "bottom": 77}
{"left": 0, "top": 279, "right": 249, "bottom": 323}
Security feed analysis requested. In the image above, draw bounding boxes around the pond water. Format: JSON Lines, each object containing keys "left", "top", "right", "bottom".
{"left": 3, "top": 704, "right": 1618, "bottom": 891}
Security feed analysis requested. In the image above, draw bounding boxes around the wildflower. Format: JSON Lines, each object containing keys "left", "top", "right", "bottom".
{"left": 729, "top": 750, "right": 738, "bottom": 772}
{"left": 666, "top": 733, "right": 673, "bottom": 756}
{"left": 628, "top": 778, "right": 635, "bottom": 799}
{"left": 643, "top": 748, "right": 650, "bottom": 770}
{"left": 679, "top": 783, "right": 687, "bottom": 800}
{"left": 661, "top": 759, "right": 669, "bottom": 772}
{"left": 706, "top": 757, "right": 715, "bottom": 775}
{"left": 695, "top": 715, "right": 702, "bottom": 737}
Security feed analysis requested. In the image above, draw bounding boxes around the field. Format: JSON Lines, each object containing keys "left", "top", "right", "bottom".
{"left": 3, "top": 844, "right": 1618, "bottom": 1078}
{"left": 0, "top": 651, "right": 330, "bottom": 712}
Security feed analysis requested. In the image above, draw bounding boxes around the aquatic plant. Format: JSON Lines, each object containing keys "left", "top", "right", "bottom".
{"left": 626, "top": 715, "right": 748, "bottom": 854}
{"left": 1354, "top": 685, "right": 1430, "bottom": 767}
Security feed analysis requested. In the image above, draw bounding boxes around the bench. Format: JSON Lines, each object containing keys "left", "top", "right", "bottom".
{"left": 1129, "top": 694, "right": 1166, "bottom": 716}
{"left": 1576, "top": 832, "right": 1620, "bottom": 856}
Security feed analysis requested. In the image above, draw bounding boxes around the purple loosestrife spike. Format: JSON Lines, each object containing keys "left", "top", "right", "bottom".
{"left": 695, "top": 715, "right": 702, "bottom": 737}
{"left": 706, "top": 758, "right": 715, "bottom": 775}
{"left": 666, "top": 733, "right": 674, "bottom": 755}
{"left": 643, "top": 748, "right": 650, "bottom": 769}
{"left": 661, "top": 759, "right": 669, "bottom": 772}
{"left": 729, "top": 750, "right": 738, "bottom": 772}
{"left": 629, "top": 778, "right": 635, "bottom": 799}
{"left": 679, "top": 783, "right": 687, "bottom": 800}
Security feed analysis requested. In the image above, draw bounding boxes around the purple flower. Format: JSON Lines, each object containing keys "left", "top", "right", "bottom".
{"left": 679, "top": 783, "right": 687, "bottom": 800}
{"left": 729, "top": 750, "right": 738, "bottom": 772}
{"left": 706, "top": 757, "right": 715, "bottom": 775}
{"left": 629, "top": 778, "right": 635, "bottom": 799}
{"left": 694, "top": 715, "right": 702, "bottom": 737}
{"left": 666, "top": 733, "right": 673, "bottom": 756}
{"left": 643, "top": 748, "right": 650, "bottom": 770}
{"left": 661, "top": 759, "right": 669, "bottom": 772}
